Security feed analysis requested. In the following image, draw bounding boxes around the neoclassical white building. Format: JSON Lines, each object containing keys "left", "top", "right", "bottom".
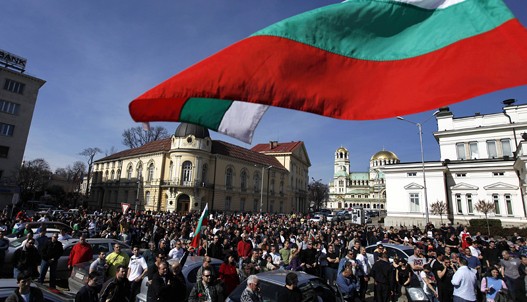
{"left": 327, "top": 147, "right": 400, "bottom": 210}
{"left": 384, "top": 102, "right": 527, "bottom": 227}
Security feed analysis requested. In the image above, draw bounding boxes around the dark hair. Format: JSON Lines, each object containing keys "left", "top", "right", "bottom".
{"left": 88, "top": 271, "right": 100, "bottom": 280}
{"left": 116, "top": 265, "right": 127, "bottom": 272}
{"left": 285, "top": 272, "right": 298, "bottom": 286}
{"left": 458, "top": 257, "right": 468, "bottom": 266}
{"left": 17, "top": 270, "right": 31, "bottom": 282}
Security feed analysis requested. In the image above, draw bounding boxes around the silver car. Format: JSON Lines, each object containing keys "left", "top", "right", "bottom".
{"left": 3, "top": 237, "right": 131, "bottom": 280}
{"left": 365, "top": 243, "right": 414, "bottom": 264}
{"left": 226, "top": 270, "right": 344, "bottom": 302}
{"left": 135, "top": 256, "right": 222, "bottom": 302}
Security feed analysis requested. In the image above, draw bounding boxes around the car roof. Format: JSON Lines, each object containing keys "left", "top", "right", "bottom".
{"left": 253, "top": 270, "right": 317, "bottom": 286}
{"left": 61, "top": 238, "right": 129, "bottom": 247}
{"left": 366, "top": 243, "right": 414, "bottom": 251}
{"left": 168, "top": 256, "right": 222, "bottom": 269}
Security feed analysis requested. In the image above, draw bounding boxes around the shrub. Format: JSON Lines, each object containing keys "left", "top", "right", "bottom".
{"left": 469, "top": 218, "right": 501, "bottom": 228}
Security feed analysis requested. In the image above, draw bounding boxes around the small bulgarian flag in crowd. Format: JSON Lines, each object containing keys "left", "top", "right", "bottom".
{"left": 190, "top": 203, "right": 209, "bottom": 248}
{"left": 130, "top": 0, "right": 527, "bottom": 144}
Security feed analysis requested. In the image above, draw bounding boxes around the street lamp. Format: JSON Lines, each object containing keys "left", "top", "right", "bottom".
{"left": 135, "top": 176, "right": 142, "bottom": 212}
{"left": 257, "top": 165, "right": 272, "bottom": 213}
{"left": 396, "top": 111, "right": 439, "bottom": 224}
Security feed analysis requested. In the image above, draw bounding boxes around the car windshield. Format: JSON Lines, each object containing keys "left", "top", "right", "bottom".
{"left": 299, "top": 279, "right": 338, "bottom": 302}
{"left": 10, "top": 237, "right": 26, "bottom": 248}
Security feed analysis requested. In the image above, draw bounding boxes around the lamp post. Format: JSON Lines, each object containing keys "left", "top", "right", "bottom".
{"left": 396, "top": 112, "right": 438, "bottom": 225}
{"left": 135, "top": 176, "right": 141, "bottom": 212}
{"left": 258, "top": 165, "right": 272, "bottom": 213}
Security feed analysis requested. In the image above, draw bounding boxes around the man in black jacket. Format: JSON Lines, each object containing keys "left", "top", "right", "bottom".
{"left": 370, "top": 252, "right": 393, "bottom": 302}
{"left": 148, "top": 262, "right": 185, "bottom": 302}
{"left": 99, "top": 265, "right": 131, "bottom": 302}
{"left": 12, "top": 238, "right": 41, "bottom": 279}
{"left": 75, "top": 272, "right": 101, "bottom": 302}
{"left": 6, "top": 270, "right": 44, "bottom": 302}
{"left": 38, "top": 233, "right": 63, "bottom": 287}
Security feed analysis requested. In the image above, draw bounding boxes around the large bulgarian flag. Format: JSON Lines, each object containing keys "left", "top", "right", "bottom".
{"left": 130, "top": 0, "right": 527, "bottom": 144}
{"left": 190, "top": 203, "right": 209, "bottom": 248}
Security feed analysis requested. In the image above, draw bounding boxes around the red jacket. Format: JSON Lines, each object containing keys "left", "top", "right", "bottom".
{"left": 68, "top": 242, "right": 93, "bottom": 267}
{"left": 237, "top": 240, "right": 252, "bottom": 259}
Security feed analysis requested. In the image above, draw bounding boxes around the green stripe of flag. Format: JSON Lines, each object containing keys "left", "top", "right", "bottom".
{"left": 180, "top": 97, "right": 233, "bottom": 130}
{"left": 252, "top": 0, "right": 514, "bottom": 61}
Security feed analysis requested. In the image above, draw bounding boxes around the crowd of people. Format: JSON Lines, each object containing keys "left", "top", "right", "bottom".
{"left": 1, "top": 206, "right": 526, "bottom": 302}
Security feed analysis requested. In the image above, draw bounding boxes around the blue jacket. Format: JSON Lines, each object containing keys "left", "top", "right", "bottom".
{"left": 337, "top": 273, "right": 359, "bottom": 296}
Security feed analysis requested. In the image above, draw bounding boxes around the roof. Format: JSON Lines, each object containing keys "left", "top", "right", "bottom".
{"left": 95, "top": 138, "right": 286, "bottom": 170}
{"left": 251, "top": 141, "right": 304, "bottom": 153}
{"left": 212, "top": 141, "right": 286, "bottom": 171}
{"left": 370, "top": 150, "right": 399, "bottom": 161}
{"left": 97, "top": 139, "right": 171, "bottom": 162}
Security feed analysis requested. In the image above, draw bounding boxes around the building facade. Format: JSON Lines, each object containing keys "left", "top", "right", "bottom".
{"left": 0, "top": 50, "right": 45, "bottom": 207}
{"left": 384, "top": 104, "right": 527, "bottom": 227}
{"left": 89, "top": 123, "right": 310, "bottom": 213}
{"left": 327, "top": 147, "right": 399, "bottom": 210}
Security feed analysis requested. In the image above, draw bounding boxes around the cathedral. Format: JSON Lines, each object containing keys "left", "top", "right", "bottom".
{"left": 327, "top": 147, "right": 400, "bottom": 210}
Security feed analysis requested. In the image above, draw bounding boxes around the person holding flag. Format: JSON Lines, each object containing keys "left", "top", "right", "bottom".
{"left": 190, "top": 204, "right": 209, "bottom": 249}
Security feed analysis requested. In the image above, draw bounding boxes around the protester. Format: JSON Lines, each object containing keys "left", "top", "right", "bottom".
{"left": 371, "top": 252, "right": 393, "bottom": 302}
{"left": 481, "top": 267, "right": 508, "bottom": 302}
{"left": 12, "top": 238, "right": 41, "bottom": 279}
{"left": 336, "top": 267, "right": 359, "bottom": 302}
{"left": 68, "top": 235, "right": 93, "bottom": 270}
{"left": 75, "top": 272, "right": 101, "bottom": 302}
{"left": 106, "top": 243, "right": 130, "bottom": 278}
{"left": 6, "top": 270, "right": 44, "bottom": 302}
{"left": 500, "top": 250, "right": 522, "bottom": 301}
{"left": 219, "top": 253, "right": 240, "bottom": 296}
{"left": 239, "top": 274, "right": 262, "bottom": 302}
{"left": 38, "top": 233, "right": 63, "bottom": 287}
{"left": 127, "top": 246, "right": 148, "bottom": 302}
{"left": 99, "top": 265, "right": 131, "bottom": 302}
{"left": 277, "top": 272, "right": 302, "bottom": 302}
{"left": 188, "top": 267, "right": 222, "bottom": 302}
{"left": 451, "top": 257, "right": 477, "bottom": 302}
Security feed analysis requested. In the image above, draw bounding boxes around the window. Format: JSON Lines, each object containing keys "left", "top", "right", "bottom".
{"left": 407, "top": 172, "right": 417, "bottom": 177}
{"left": 110, "top": 170, "right": 115, "bottom": 181}
{"left": 147, "top": 164, "right": 154, "bottom": 181}
{"left": 493, "top": 172, "right": 505, "bottom": 176}
{"left": 254, "top": 199, "right": 259, "bottom": 212}
{"left": 456, "top": 143, "right": 466, "bottom": 160}
{"left": 467, "top": 194, "right": 473, "bottom": 214}
{"left": 253, "top": 172, "right": 260, "bottom": 192}
{"left": 0, "top": 123, "right": 14, "bottom": 136}
{"left": 501, "top": 139, "right": 512, "bottom": 157}
{"left": 270, "top": 179, "right": 275, "bottom": 194}
{"left": 240, "top": 198, "right": 245, "bottom": 212}
{"left": 145, "top": 191, "right": 151, "bottom": 205}
{"left": 201, "top": 164, "right": 208, "bottom": 184}
{"left": 137, "top": 164, "right": 143, "bottom": 180}
{"left": 456, "top": 194, "right": 462, "bottom": 214}
{"left": 127, "top": 166, "right": 133, "bottom": 180}
{"left": 410, "top": 193, "right": 419, "bottom": 212}
{"left": 182, "top": 161, "right": 192, "bottom": 183}
{"left": 3, "top": 79, "right": 25, "bottom": 94}
{"left": 0, "top": 146, "right": 8, "bottom": 158}
{"left": 226, "top": 167, "right": 233, "bottom": 190}
{"left": 240, "top": 170, "right": 247, "bottom": 191}
{"left": 169, "top": 162, "right": 174, "bottom": 180}
{"left": 225, "top": 196, "right": 231, "bottom": 210}
{"left": 487, "top": 140, "right": 497, "bottom": 158}
{"left": 279, "top": 181, "right": 284, "bottom": 194}
{"left": 270, "top": 200, "right": 274, "bottom": 213}
{"left": 469, "top": 142, "right": 479, "bottom": 159}
{"left": 280, "top": 201, "right": 284, "bottom": 213}
{"left": 456, "top": 173, "right": 466, "bottom": 177}
{"left": 493, "top": 194, "right": 500, "bottom": 215}
{"left": 339, "top": 180, "right": 344, "bottom": 186}
{"left": 0, "top": 100, "right": 20, "bottom": 115}
{"left": 505, "top": 194, "right": 513, "bottom": 215}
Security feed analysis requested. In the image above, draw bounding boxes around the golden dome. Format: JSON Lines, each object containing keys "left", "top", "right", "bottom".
{"left": 336, "top": 147, "right": 348, "bottom": 153}
{"left": 371, "top": 150, "right": 399, "bottom": 161}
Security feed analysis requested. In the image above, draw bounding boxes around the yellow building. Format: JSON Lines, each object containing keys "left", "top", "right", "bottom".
{"left": 89, "top": 123, "right": 310, "bottom": 213}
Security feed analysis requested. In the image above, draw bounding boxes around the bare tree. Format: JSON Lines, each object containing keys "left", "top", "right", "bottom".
{"left": 105, "top": 146, "right": 118, "bottom": 157}
{"left": 121, "top": 126, "right": 170, "bottom": 149}
{"left": 18, "top": 158, "right": 52, "bottom": 201}
{"left": 430, "top": 200, "right": 448, "bottom": 224}
{"left": 308, "top": 178, "right": 329, "bottom": 212}
{"left": 475, "top": 199, "right": 495, "bottom": 236}
{"left": 79, "top": 148, "right": 101, "bottom": 197}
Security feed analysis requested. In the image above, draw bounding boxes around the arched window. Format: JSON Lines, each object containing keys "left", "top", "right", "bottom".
{"left": 104, "top": 171, "right": 109, "bottom": 181}
{"left": 137, "top": 164, "right": 143, "bottom": 180}
{"left": 145, "top": 191, "right": 151, "bottom": 205}
{"left": 226, "top": 167, "right": 233, "bottom": 190}
{"left": 182, "top": 161, "right": 192, "bottom": 184}
{"left": 116, "top": 169, "right": 121, "bottom": 180}
{"left": 279, "top": 181, "right": 284, "bottom": 194}
{"left": 110, "top": 170, "right": 115, "bottom": 181}
{"left": 169, "top": 161, "right": 174, "bottom": 180}
{"left": 253, "top": 172, "right": 261, "bottom": 192}
{"left": 147, "top": 164, "right": 154, "bottom": 182}
{"left": 240, "top": 170, "right": 248, "bottom": 191}
{"left": 127, "top": 166, "right": 133, "bottom": 180}
{"left": 202, "top": 164, "right": 208, "bottom": 185}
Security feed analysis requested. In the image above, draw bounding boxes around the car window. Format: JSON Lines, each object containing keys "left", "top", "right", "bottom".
{"left": 300, "top": 279, "right": 337, "bottom": 302}
{"left": 63, "top": 246, "right": 73, "bottom": 256}
{"left": 187, "top": 267, "right": 200, "bottom": 284}
{"left": 395, "top": 249, "right": 409, "bottom": 261}
{"left": 365, "top": 246, "right": 375, "bottom": 254}
{"left": 92, "top": 243, "right": 110, "bottom": 254}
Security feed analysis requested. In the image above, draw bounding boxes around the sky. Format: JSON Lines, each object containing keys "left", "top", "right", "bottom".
{"left": 3, "top": 0, "right": 527, "bottom": 184}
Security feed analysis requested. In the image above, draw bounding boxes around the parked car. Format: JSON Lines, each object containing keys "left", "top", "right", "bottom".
{"left": 6, "top": 221, "right": 73, "bottom": 240}
{"left": 326, "top": 214, "right": 338, "bottom": 222}
{"left": 365, "top": 243, "right": 414, "bottom": 264}
{"left": 309, "top": 215, "right": 322, "bottom": 222}
{"left": 134, "top": 256, "right": 221, "bottom": 301}
{"left": 0, "top": 278, "right": 75, "bottom": 302}
{"left": 226, "top": 270, "right": 344, "bottom": 302}
{"left": 3, "top": 237, "right": 131, "bottom": 280}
